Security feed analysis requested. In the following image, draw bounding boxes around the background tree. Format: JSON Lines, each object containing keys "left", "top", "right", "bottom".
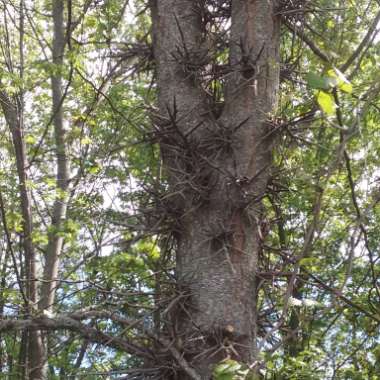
{"left": 0, "top": 0, "right": 379, "bottom": 379}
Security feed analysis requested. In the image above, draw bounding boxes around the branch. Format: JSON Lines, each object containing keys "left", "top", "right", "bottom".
{"left": 0, "top": 89, "right": 37, "bottom": 307}
{"left": 0, "top": 313, "right": 154, "bottom": 360}
{"left": 284, "top": 20, "right": 330, "bottom": 64}
{"left": 0, "top": 310, "right": 203, "bottom": 380}
{"left": 333, "top": 90, "right": 380, "bottom": 301}
{"left": 286, "top": 9, "right": 380, "bottom": 74}
{"left": 340, "top": 10, "right": 380, "bottom": 73}
{"left": 0, "top": 190, "right": 28, "bottom": 305}
{"left": 162, "top": 339, "right": 202, "bottom": 380}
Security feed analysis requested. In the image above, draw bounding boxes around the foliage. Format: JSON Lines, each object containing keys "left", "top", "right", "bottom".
{"left": 0, "top": 0, "right": 379, "bottom": 379}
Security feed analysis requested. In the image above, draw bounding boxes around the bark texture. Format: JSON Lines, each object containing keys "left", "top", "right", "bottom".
{"left": 39, "top": 0, "right": 69, "bottom": 314}
{"left": 151, "top": 0, "right": 280, "bottom": 378}
{"left": 0, "top": 90, "right": 44, "bottom": 380}
{"left": 34, "top": 0, "right": 70, "bottom": 378}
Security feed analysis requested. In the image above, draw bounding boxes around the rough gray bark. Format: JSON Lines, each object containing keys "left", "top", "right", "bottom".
{"left": 151, "top": 0, "right": 280, "bottom": 378}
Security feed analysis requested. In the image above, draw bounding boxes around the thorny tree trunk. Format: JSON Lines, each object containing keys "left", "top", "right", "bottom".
{"left": 36, "top": 0, "right": 70, "bottom": 378}
{"left": 151, "top": 0, "right": 280, "bottom": 378}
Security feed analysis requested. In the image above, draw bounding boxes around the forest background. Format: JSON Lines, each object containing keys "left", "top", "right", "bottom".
{"left": 0, "top": 0, "right": 380, "bottom": 379}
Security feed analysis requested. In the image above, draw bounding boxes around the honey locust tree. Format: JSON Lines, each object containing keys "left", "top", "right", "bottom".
{"left": 149, "top": 0, "right": 280, "bottom": 378}
{"left": 0, "top": 0, "right": 380, "bottom": 379}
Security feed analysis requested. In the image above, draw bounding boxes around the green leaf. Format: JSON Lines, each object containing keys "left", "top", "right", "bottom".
{"left": 339, "top": 81, "right": 353, "bottom": 94}
{"left": 213, "top": 360, "right": 243, "bottom": 379}
{"left": 306, "top": 72, "right": 330, "bottom": 90}
{"left": 299, "top": 257, "right": 318, "bottom": 267}
{"left": 214, "top": 360, "right": 241, "bottom": 374}
{"left": 80, "top": 136, "right": 92, "bottom": 145}
{"left": 25, "top": 135, "right": 36, "bottom": 144}
{"left": 308, "top": 69, "right": 353, "bottom": 94}
{"left": 317, "top": 91, "right": 336, "bottom": 115}
{"left": 327, "top": 68, "right": 353, "bottom": 94}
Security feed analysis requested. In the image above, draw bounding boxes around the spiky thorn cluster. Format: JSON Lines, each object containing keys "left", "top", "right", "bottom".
{"left": 152, "top": 281, "right": 248, "bottom": 375}
{"left": 277, "top": 0, "right": 311, "bottom": 22}
{"left": 136, "top": 1, "right": 295, "bottom": 374}
{"left": 148, "top": 101, "right": 240, "bottom": 210}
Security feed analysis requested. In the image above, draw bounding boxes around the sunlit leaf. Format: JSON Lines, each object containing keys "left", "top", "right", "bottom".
{"left": 214, "top": 360, "right": 242, "bottom": 379}
{"left": 316, "top": 90, "right": 336, "bottom": 115}
{"left": 327, "top": 68, "right": 353, "bottom": 94}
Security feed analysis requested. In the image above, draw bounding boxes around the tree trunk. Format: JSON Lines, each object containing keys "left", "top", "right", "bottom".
{"left": 35, "top": 0, "right": 70, "bottom": 378}
{"left": 39, "top": 0, "right": 69, "bottom": 313}
{"left": 0, "top": 88, "right": 44, "bottom": 380}
{"left": 151, "top": 0, "right": 280, "bottom": 378}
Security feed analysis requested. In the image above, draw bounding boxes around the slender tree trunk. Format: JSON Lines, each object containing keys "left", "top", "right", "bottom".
{"left": 18, "top": 331, "right": 28, "bottom": 379}
{"left": 151, "top": 0, "right": 280, "bottom": 378}
{"left": 39, "top": 0, "right": 69, "bottom": 313}
{"left": 0, "top": 86, "right": 44, "bottom": 379}
{"left": 35, "top": 0, "right": 70, "bottom": 378}
{"left": 0, "top": 247, "right": 8, "bottom": 374}
{"left": 0, "top": 2, "right": 46, "bottom": 374}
